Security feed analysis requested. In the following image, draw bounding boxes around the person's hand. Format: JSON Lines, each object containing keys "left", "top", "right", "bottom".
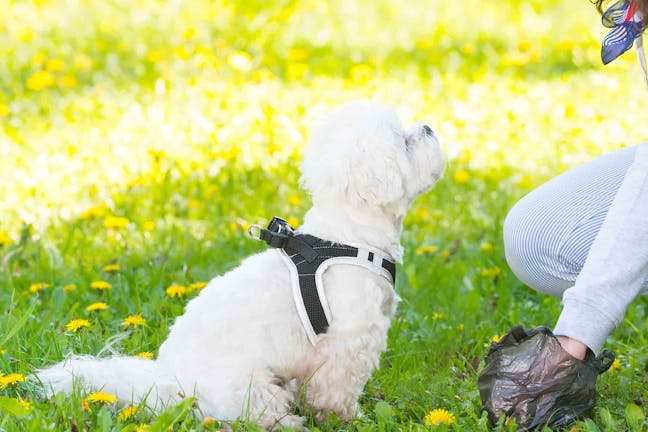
{"left": 556, "top": 335, "right": 587, "bottom": 360}
{"left": 478, "top": 326, "right": 615, "bottom": 430}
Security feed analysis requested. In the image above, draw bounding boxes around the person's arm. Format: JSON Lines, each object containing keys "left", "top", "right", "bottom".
{"left": 554, "top": 144, "right": 648, "bottom": 355}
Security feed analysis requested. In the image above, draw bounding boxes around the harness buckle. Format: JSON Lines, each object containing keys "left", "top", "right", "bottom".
{"left": 267, "top": 216, "right": 294, "bottom": 235}
{"left": 250, "top": 216, "right": 319, "bottom": 262}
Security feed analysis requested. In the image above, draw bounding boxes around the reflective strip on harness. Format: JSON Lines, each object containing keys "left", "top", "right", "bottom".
{"left": 254, "top": 217, "right": 396, "bottom": 345}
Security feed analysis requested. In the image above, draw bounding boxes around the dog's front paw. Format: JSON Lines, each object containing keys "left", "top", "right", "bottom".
{"left": 265, "top": 414, "right": 304, "bottom": 431}
{"left": 355, "top": 406, "right": 364, "bottom": 419}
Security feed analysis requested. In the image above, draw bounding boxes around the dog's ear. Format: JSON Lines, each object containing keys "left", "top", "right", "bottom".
{"left": 343, "top": 135, "right": 406, "bottom": 206}
{"left": 300, "top": 112, "right": 407, "bottom": 207}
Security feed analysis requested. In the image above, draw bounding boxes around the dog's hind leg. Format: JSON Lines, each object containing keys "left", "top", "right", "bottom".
{"left": 204, "top": 367, "right": 304, "bottom": 430}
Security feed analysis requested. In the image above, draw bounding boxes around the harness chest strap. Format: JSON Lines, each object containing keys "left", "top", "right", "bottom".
{"left": 251, "top": 217, "right": 396, "bottom": 345}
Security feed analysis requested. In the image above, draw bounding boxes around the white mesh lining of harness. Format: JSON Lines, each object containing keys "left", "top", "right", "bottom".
{"left": 277, "top": 246, "right": 396, "bottom": 346}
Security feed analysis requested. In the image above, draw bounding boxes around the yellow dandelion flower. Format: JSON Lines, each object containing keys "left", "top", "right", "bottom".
{"left": 45, "top": 59, "right": 65, "bottom": 71}
{"left": 59, "top": 75, "right": 78, "bottom": 88}
{"left": 95, "top": 40, "right": 107, "bottom": 52}
{"left": 440, "top": 250, "right": 451, "bottom": 259}
{"left": 234, "top": 219, "right": 251, "bottom": 233}
{"left": 99, "top": 20, "right": 115, "bottom": 35}
{"left": 80, "top": 205, "right": 105, "bottom": 219}
{"left": 16, "top": 26, "right": 34, "bottom": 42}
{"left": 480, "top": 267, "right": 501, "bottom": 277}
{"left": 26, "top": 70, "right": 56, "bottom": 91}
{"left": 118, "top": 405, "right": 138, "bottom": 421}
{"left": 415, "top": 207, "right": 430, "bottom": 219}
{"left": 146, "top": 50, "right": 163, "bottom": 63}
{"left": 142, "top": 221, "right": 155, "bottom": 231}
{"left": 491, "top": 334, "right": 503, "bottom": 343}
{"left": 126, "top": 177, "right": 146, "bottom": 188}
{"left": 0, "top": 373, "right": 26, "bottom": 389}
{"left": 501, "top": 50, "right": 533, "bottom": 67}
{"left": 0, "top": 349, "right": 5, "bottom": 355}
{"left": 431, "top": 312, "right": 446, "bottom": 320}
{"left": 287, "top": 62, "right": 309, "bottom": 79}
{"left": 454, "top": 169, "right": 470, "bottom": 183}
{"left": 103, "top": 216, "right": 130, "bottom": 229}
{"left": 209, "top": 147, "right": 239, "bottom": 161}
{"left": 227, "top": 51, "right": 253, "bottom": 72}
{"left": 460, "top": 43, "right": 476, "bottom": 54}
{"left": 81, "top": 399, "right": 91, "bottom": 412}
{"left": 196, "top": 44, "right": 214, "bottom": 58}
{"left": 458, "top": 324, "right": 465, "bottom": 331}
{"left": 90, "top": 280, "right": 112, "bottom": 291}
{"left": 287, "top": 217, "right": 299, "bottom": 228}
{"left": 74, "top": 54, "right": 93, "bottom": 70}
{"left": 203, "top": 417, "right": 216, "bottom": 425}
{"left": 611, "top": 358, "right": 621, "bottom": 370}
{"left": 516, "top": 175, "right": 533, "bottom": 189}
{"left": 86, "top": 302, "right": 109, "bottom": 312}
{"left": 16, "top": 398, "right": 30, "bottom": 411}
{"left": 103, "top": 264, "right": 121, "bottom": 272}
{"left": 182, "top": 27, "right": 196, "bottom": 40}
{"left": 136, "top": 424, "right": 149, "bottom": 432}
{"left": 136, "top": 352, "right": 154, "bottom": 359}
{"left": 29, "top": 282, "right": 50, "bottom": 293}
{"left": 173, "top": 45, "right": 191, "bottom": 61}
{"left": 415, "top": 38, "right": 433, "bottom": 50}
{"left": 166, "top": 284, "right": 187, "bottom": 298}
{"left": 188, "top": 199, "right": 201, "bottom": 209}
{"left": 252, "top": 68, "right": 276, "bottom": 82}
{"left": 480, "top": 242, "right": 494, "bottom": 251}
{"left": 350, "top": 64, "right": 373, "bottom": 82}
{"left": 459, "top": 149, "right": 472, "bottom": 162}
{"left": 65, "top": 319, "right": 91, "bottom": 333}
{"left": 424, "top": 408, "right": 456, "bottom": 426}
{"left": 287, "top": 48, "right": 308, "bottom": 61}
{"left": 188, "top": 281, "right": 207, "bottom": 292}
{"left": 415, "top": 245, "right": 438, "bottom": 255}
{"left": 148, "top": 148, "right": 166, "bottom": 159}
{"left": 63, "top": 284, "right": 77, "bottom": 292}
{"left": 30, "top": 54, "right": 46, "bottom": 69}
{"left": 122, "top": 314, "right": 147, "bottom": 328}
{"left": 85, "top": 391, "right": 117, "bottom": 404}
{"left": 287, "top": 195, "right": 302, "bottom": 206}
{"left": 0, "top": 104, "right": 10, "bottom": 117}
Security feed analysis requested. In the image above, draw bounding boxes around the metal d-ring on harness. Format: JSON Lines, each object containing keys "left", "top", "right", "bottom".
{"left": 249, "top": 217, "right": 396, "bottom": 345}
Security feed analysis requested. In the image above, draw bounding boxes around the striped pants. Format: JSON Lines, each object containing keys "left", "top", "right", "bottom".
{"left": 504, "top": 144, "right": 648, "bottom": 298}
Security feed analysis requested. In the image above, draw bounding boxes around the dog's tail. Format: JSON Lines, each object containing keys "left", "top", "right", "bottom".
{"left": 35, "top": 355, "right": 182, "bottom": 407}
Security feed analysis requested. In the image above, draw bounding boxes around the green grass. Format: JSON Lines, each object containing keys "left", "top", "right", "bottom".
{"left": 1, "top": 0, "right": 647, "bottom": 430}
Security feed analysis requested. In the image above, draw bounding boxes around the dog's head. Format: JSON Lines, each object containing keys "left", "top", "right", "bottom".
{"left": 300, "top": 101, "right": 445, "bottom": 209}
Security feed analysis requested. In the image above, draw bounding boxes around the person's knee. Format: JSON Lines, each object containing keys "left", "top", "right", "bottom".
{"left": 503, "top": 199, "right": 569, "bottom": 297}
{"left": 503, "top": 200, "right": 539, "bottom": 287}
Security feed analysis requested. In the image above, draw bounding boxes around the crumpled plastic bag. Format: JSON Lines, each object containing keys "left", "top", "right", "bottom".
{"left": 478, "top": 326, "right": 615, "bottom": 430}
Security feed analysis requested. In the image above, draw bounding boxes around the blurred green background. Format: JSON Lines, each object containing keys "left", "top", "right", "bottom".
{"left": 0, "top": 0, "right": 646, "bottom": 431}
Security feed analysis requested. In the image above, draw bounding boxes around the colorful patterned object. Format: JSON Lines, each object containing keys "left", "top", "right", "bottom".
{"left": 601, "top": 0, "right": 644, "bottom": 64}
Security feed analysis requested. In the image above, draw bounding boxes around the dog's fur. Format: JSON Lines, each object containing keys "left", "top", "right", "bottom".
{"left": 35, "top": 101, "right": 445, "bottom": 429}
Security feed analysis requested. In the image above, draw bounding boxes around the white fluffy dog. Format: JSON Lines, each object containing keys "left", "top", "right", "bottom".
{"left": 36, "top": 101, "right": 445, "bottom": 429}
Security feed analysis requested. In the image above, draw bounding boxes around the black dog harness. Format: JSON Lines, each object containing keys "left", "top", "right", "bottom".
{"left": 250, "top": 217, "right": 396, "bottom": 345}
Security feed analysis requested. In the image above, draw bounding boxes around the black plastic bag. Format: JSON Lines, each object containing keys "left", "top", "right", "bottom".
{"left": 478, "top": 326, "right": 615, "bottom": 430}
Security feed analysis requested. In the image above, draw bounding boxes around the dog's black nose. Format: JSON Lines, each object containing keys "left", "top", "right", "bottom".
{"left": 423, "top": 125, "right": 433, "bottom": 135}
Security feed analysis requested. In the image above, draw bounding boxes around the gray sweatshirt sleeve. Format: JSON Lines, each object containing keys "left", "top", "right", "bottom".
{"left": 554, "top": 145, "right": 648, "bottom": 354}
